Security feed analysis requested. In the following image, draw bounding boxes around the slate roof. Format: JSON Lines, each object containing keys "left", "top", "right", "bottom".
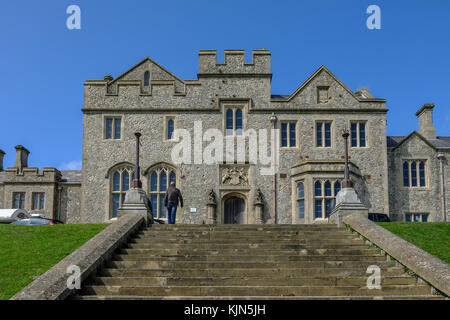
{"left": 59, "top": 170, "right": 82, "bottom": 184}
{"left": 387, "top": 135, "right": 450, "bottom": 149}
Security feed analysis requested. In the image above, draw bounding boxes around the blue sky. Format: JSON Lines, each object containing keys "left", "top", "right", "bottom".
{"left": 0, "top": 0, "right": 449, "bottom": 170}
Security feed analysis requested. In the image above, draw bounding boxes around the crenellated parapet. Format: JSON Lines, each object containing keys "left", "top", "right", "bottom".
{"left": 198, "top": 49, "right": 271, "bottom": 75}
{"left": 4, "top": 167, "right": 62, "bottom": 184}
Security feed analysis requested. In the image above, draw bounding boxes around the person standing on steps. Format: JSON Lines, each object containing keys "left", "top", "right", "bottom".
{"left": 164, "top": 181, "right": 183, "bottom": 224}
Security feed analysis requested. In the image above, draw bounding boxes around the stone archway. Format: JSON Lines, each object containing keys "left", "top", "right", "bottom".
{"left": 222, "top": 193, "right": 247, "bottom": 224}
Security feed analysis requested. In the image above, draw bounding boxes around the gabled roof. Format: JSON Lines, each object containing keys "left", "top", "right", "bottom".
{"left": 108, "top": 56, "right": 184, "bottom": 85}
{"left": 387, "top": 131, "right": 450, "bottom": 151}
{"left": 271, "top": 65, "right": 385, "bottom": 102}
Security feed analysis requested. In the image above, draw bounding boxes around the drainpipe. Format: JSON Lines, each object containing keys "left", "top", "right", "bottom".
{"left": 437, "top": 153, "right": 447, "bottom": 222}
{"left": 269, "top": 113, "right": 278, "bottom": 224}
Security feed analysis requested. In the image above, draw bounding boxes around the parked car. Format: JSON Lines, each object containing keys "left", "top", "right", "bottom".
{"left": 368, "top": 213, "right": 391, "bottom": 222}
{"left": 0, "top": 209, "right": 31, "bottom": 224}
{"left": 11, "top": 217, "right": 63, "bottom": 225}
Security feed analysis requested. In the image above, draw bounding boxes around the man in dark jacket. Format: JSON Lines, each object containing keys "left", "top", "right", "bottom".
{"left": 164, "top": 182, "right": 183, "bottom": 224}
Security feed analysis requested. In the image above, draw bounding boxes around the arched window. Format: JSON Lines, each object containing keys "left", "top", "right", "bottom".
{"left": 235, "top": 109, "right": 243, "bottom": 136}
{"left": 110, "top": 166, "right": 135, "bottom": 218}
{"left": 314, "top": 180, "right": 341, "bottom": 219}
{"left": 297, "top": 182, "right": 305, "bottom": 220}
{"left": 144, "top": 71, "right": 150, "bottom": 86}
{"left": 403, "top": 162, "right": 409, "bottom": 187}
{"left": 148, "top": 165, "right": 177, "bottom": 220}
{"left": 226, "top": 109, "right": 233, "bottom": 135}
{"left": 167, "top": 119, "right": 174, "bottom": 140}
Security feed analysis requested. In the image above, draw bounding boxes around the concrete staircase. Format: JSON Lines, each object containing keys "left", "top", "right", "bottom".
{"left": 73, "top": 224, "right": 444, "bottom": 300}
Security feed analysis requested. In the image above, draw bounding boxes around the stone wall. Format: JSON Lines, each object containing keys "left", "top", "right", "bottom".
{"left": 81, "top": 50, "right": 388, "bottom": 224}
{"left": 58, "top": 184, "right": 82, "bottom": 224}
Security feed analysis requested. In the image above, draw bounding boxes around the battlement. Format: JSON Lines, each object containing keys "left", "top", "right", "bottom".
{"left": 4, "top": 167, "right": 62, "bottom": 183}
{"left": 199, "top": 49, "right": 271, "bottom": 75}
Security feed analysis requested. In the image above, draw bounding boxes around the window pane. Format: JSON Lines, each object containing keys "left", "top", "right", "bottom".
{"left": 281, "top": 123, "right": 287, "bottom": 147}
{"left": 226, "top": 109, "right": 233, "bottom": 135}
{"left": 151, "top": 194, "right": 157, "bottom": 218}
{"left": 325, "top": 199, "right": 333, "bottom": 218}
{"left": 351, "top": 123, "right": 357, "bottom": 147}
{"left": 39, "top": 193, "right": 44, "bottom": 210}
{"left": 122, "top": 171, "right": 129, "bottom": 191}
{"left": 144, "top": 71, "right": 150, "bottom": 86}
{"left": 405, "top": 214, "right": 411, "bottom": 222}
{"left": 113, "top": 172, "right": 120, "bottom": 191}
{"left": 13, "top": 194, "right": 19, "bottom": 209}
{"left": 334, "top": 181, "right": 341, "bottom": 196}
{"left": 150, "top": 172, "right": 158, "bottom": 191}
{"left": 411, "top": 162, "right": 417, "bottom": 187}
{"left": 316, "top": 123, "right": 322, "bottom": 147}
{"left": 413, "top": 214, "right": 420, "bottom": 222}
{"left": 289, "top": 123, "right": 296, "bottom": 147}
{"left": 315, "top": 200, "right": 322, "bottom": 219}
{"left": 324, "top": 123, "right": 331, "bottom": 147}
{"left": 159, "top": 194, "right": 166, "bottom": 218}
{"left": 403, "top": 162, "right": 409, "bottom": 187}
{"left": 168, "top": 119, "right": 174, "bottom": 140}
{"left": 112, "top": 194, "right": 120, "bottom": 218}
{"left": 160, "top": 172, "right": 167, "bottom": 191}
{"left": 422, "top": 214, "right": 428, "bottom": 222}
{"left": 298, "top": 183, "right": 304, "bottom": 199}
{"left": 106, "top": 118, "right": 113, "bottom": 139}
{"left": 169, "top": 172, "right": 176, "bottom": 185}
{"left": 33, "top": 194, "right": 39, "bottom": 210}
{"left": 314, "top": 181, "right": 322, "bottom": 197}
{"left": 324, "top": 181, "right": 332, "bottom": 197}
{"left": 20, "top": 194, "right": 25, "bottom": 209}
{"left": 235, "top": 109, "right": 243, "bottom": 136}
{"left": 359, "top": 123, "right": 366, "bottom": 147}
{"left": 419, "top": 162, "right": 425, "bottom": 187}
{"left": 114, "top": 118, "right": 121, "bottom": 139}
{"left": 298, "top": 200, "right": 305, "bottom": 219}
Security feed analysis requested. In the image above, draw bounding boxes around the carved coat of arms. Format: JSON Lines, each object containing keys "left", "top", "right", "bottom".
{"left": 221, "top": 167, "right": 248, "bottom": 186}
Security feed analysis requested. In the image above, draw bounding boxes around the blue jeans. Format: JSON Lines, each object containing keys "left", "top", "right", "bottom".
{"left": 167, "top": 202, "right": 178, "bottom": 224}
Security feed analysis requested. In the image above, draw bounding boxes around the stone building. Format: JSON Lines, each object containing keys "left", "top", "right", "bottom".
{"left": 0, "top": 49, "right": 448, "bottom": 224}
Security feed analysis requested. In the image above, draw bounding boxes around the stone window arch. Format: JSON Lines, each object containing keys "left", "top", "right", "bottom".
{"left": 108, "top": 163, "right": 135, "bottom": 219}
{"left": 314, "top": 179, "right": 341, "bottom": 219}
{"left": 146, "top": 163, "right": 177, "bottom": 220}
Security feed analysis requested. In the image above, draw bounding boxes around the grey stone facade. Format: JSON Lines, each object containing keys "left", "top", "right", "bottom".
{"left": 0, "top": 49, "right": 448, "bottom": 223}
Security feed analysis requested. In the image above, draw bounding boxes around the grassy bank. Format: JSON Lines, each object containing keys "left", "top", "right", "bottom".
{"left": 378, "top": 222, "right": 450, "bottom": 264}
{"left": 0, "top": 224, "right": 108, "bottom": 300}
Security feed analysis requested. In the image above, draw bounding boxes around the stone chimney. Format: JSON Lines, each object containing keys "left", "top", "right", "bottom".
{"left": 416, "top": 103, "right": 436, "bottom": 139}
{"left": 14, "top": 145, "right": 30, "bottom": 172}
{"left": 0, "top": 149, "right": 4, "bottom": 171}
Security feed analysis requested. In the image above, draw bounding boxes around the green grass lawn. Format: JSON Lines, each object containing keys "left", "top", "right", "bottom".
{"left": 0, "top": 223, "right": 108, "bottom": 300}
{"left": 378, "top": 222, "right": 450, "bottom": 264}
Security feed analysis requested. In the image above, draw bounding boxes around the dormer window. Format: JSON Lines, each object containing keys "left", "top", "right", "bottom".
{"left": 144, "top": 71, "right": 150, "bottom": 86}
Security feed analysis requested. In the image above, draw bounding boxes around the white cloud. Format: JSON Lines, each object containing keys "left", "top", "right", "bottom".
{"left": 59, "top": 160, "right": 82, "bottom": 170}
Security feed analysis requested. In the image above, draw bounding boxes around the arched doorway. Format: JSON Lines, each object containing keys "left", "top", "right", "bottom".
{"left": 224, "top": 196, "right": 246, "bottom": 224}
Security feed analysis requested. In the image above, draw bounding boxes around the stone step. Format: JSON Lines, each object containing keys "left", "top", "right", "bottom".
{"left": 100, "top": 267, "right": 407, "bottom": 278}
{"left": 107, "top": 260, "right": 395, "bottom": 269}
{"left": 129, "top": 238, "right": 366, "bottom": 245}
{"left": 138, "top": 230, "right": 351, "bottom": 236}
{"left": 73, "top": 295, "right": 446, "bottom": 300}
{"left": 93, "top": 276, "right": 418, "bottom": 287}
{"left": 127, "top": 243, "right": 372, "bottom": 250}
{"left": 113, "top": 254, "right": 387, "bottom": 262}
{"left": 80, "top": 284, "right": 432, "bottom": 297}
{"left": 118, "top": 248, "right": 382, "bottom": 256}
{"left": 134, "top": 234, "right": 357, "bottom": 241}
{"left": 147, "top": 225, "right": 340, "bottom": 230}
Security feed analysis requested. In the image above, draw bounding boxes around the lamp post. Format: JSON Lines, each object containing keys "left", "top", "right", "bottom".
{"left": 132, "top": 132, "right": 142, "bottom": 189}
{"left": 342, "top": 126, "right": 353, "bottom": 188}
